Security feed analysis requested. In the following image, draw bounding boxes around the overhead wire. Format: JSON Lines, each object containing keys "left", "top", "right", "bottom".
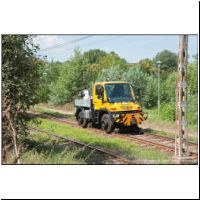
{"left": 59, "top": 36, "right": 119, "bottom": 54}
{"left": 38, "top": 35, "right": 93, "bottom": 52}
{"left": 35, "top": 35, "right": 123, "bottom": 62}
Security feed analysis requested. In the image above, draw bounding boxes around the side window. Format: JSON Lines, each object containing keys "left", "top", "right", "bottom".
{"left": 124, "top": 84, "right": 131, "bottom": 97}
{"left": 96, "top": 85, "right": 102, "bottom": 96}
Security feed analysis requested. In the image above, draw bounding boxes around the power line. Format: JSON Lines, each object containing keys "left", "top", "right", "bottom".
{"left": 35, "top": 36, "right": 120, "bottom": 62}
{"left": 59, "top": 36, "right": 118, "bottom": 54}
{"left": 38, "top": 35, "right": 93, "bottom": 52}
{"left": 40, "top": 36, "right": 119, "bottom": 53}
{"left": 39, "top": 36, "right": 119, "bottom": 57}
{"left": 35, "top": 35, "right": 124, "bottom": 61}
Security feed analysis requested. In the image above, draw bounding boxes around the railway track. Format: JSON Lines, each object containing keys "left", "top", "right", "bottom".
{"left": 29, "top": 111, "right": 198, "bottom": 160}
{"left": 30, "top": 127, "right": 135, "bottom": 164}
{"left": 114, "top": 132, "right": 198, "bottom": 158}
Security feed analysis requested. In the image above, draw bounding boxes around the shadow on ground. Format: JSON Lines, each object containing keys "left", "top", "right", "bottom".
{"left": 142, "top": 128, "right": 154, "bottom": 133}
{"left": 114, "top": 126, "right": 143, "bottom": 135}
{"left": 23, "top": 137, "right": 116, "bottom": 164}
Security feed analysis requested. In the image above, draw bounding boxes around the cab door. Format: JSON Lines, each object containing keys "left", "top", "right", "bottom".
{"left": 93, "top": 84, "right": 103, "bottom": 110}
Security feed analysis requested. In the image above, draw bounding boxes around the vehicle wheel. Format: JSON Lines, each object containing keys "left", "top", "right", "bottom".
{"left": 101, "top": 114, "right": 114, "bottom": 133}
{"left": 77, "top": 111, "right": 88, "bottom": 128}
{"left": 132, "top": 125, "right": 142, "bottom": 134}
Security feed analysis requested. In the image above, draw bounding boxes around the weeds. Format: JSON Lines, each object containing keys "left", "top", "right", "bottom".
{"left": 33, "top": 118, "right": 171, "bottom": 164}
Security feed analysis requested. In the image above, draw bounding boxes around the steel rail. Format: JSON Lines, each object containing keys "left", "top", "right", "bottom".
{"left": 30, "top": 127, "right": 134, "bottom": 164}
{"left": 29, "top": 111, "right": 198, "bottom": 159}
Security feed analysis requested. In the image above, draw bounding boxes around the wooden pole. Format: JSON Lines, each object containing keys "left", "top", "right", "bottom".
{"left": 175, "top": 35, "right": 189, "bottom": 158}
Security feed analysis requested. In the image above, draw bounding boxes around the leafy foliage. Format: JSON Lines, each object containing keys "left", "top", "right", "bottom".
{"left": 187, "top": 59, "right": 198, "bottom": 95}
{"left": 138, "top": 58, "right": 157, "bottom": 75}
{"left": 154, "top": 50, "right": 178, "bottom": 73}
{"left": 49, "top": 49, "right": 86, "bottom": 104}
{"left": 97, "top": 65, "right": 125, "bottom": 81}
{"left": 98, "top": 51, "right": 128, "bottom": 69}
{"left": 123, "top": 67, "right": 158, "bottom": 108}
{"left": 160, "top": 103, "right": 176, "bottom": 121}
{"left": 45, "top": 49, "right": 129, "bottom": 103}
{"left": 2, "top": 35, "right": 43, "bottom": 163}
{"left": 83, "top": 49, "right": 107, "bottom": 64}
{"left": 36, "top": 47, "right": 197, "bottom": 126}
{"left": 187, "top": 94, "right": 198, "bottom": 125}
{"left": 187, "top": 59, "right": 198, "bottom": 125}
{"left": 160, "top": 71, "right": 176, "bottom": 103}
{"left": 2, "top": 35, "right": 197, "bottom": 164}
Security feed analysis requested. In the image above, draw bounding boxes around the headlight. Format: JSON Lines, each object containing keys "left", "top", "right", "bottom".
{"left": 113, "top": 114, "right": 120, "bottom": 118}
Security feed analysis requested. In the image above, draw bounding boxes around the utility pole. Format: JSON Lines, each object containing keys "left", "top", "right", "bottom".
{"left": 175, "top": 35, "right": 189, "bottom": 160}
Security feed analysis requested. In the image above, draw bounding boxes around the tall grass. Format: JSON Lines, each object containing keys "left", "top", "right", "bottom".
{"left": 33, "top": 118, "right": 171, "bottom": 164}
{"left": 6, "top": 133, "right": 86, "bottom": 164}
{"left": 144, "top": 108, "right": 197, "bottom": 131}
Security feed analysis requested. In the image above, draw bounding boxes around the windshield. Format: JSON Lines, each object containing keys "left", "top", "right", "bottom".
{"left": 105, "top": 83, "right": 135, "bottom": 103}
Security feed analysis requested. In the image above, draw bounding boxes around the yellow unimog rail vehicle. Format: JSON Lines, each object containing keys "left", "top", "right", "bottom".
{"left": 74, "top": 81, "right": 147, "bottom": 133}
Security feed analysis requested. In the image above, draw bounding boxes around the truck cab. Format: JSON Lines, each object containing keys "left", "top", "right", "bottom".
{"left": 75, "top": 81, "right": 147, "bottom": 133}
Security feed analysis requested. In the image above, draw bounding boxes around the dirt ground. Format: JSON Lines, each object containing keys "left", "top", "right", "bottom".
{"left": 35, "top": 103, "right": 75, "bottom": 115}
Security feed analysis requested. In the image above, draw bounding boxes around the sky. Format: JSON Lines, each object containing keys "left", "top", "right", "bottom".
{"left": 33, "top": 35, "right": 198, "bottom": 63}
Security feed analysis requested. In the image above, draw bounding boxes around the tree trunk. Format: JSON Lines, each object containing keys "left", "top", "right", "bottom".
{"left": 2, "top": 98, "right": 20, "bottom": 164}
{"left": 9, "top": 119, "right": 20, "bottom": 164}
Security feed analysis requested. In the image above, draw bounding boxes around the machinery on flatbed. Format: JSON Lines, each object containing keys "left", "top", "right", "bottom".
{"left": 74, "top": 81, "right": 147, "bottom": 133}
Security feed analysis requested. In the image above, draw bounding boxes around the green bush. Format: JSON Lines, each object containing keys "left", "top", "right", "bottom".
{"left": 160, "top": 71, "right": 176, "bottom": 103}
{"left": 97, "top": 64, "right": 124, "bottom": 81}
{"left": 187, "top": 94, "right": 198, "bottom": 125}
{"left": 36, "top": 48, "right": 197, "bottom": 128}
{"left": 160, "top": 103, "right": 176, "bottom": 121}
{"left": 122, "top": 67, "right": 158, "bottom": 108}
{"left": 97, "top": 65, "right": 158, "bottom": 108}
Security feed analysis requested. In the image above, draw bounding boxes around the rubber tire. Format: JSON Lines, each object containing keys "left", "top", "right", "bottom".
{"left": 77, "top": 111, "right": 88, "bottom": 128}
{"left": 132, "top": 125, "right": 142, "bottom": 134}
{"left": 101, "top": 114, "right": 114, "bottom": 133}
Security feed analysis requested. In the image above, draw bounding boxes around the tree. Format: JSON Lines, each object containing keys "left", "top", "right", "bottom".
{"left": 2, "top": 35, "right": 43, "bottom": 163}
{"left": 82, "top": 49, "right": 107, "bottom": 83}
{"left": 37, "top": 61, "right": 62, "bottom": 102}
{"left": 160, "top": 71, "right": 176, "bottom": 103}
{"left": 122, "top": 67, "right": 157, "bottom": 108}
{"left": 49, "top": 49, "right": 86, "bottom": 104}
{"left": 97, "top": 65, "right": 157, "bottom": 108}
{"left": 98, "top": 51, "right": 128, "bottom": 69}
{"left": 154, "top": 50, "right": 178, "bottom": 73}
{"left": 187, "top": 58, "right": 198, "bottom": 95}
{"left": 97, "top": 65, "right": 125, "bottom": 81}
{"left": 138, "top": 58, "right": 157, "bottom": 75}
{"left": 83, "top": 49, "right": 107, "bottom": 64}
{"left": 187, "top": 58, "right": 198, "bottom": 125}
{"left": 82, "top": 50, "right": 128, "bottom": 83}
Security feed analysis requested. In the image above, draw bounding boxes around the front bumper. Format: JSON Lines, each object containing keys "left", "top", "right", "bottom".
{"left": 111, "top": 111, "right": 146, "bottom": 126}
